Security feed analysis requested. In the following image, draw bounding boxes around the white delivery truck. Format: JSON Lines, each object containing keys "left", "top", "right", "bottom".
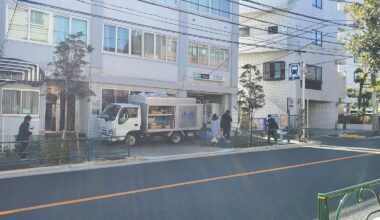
{"left": 98, "top": 95, "right": 203, "bottom": 146}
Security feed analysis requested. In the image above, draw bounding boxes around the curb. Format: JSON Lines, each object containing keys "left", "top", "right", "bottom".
{"left": 0, "top": 142, "right": 311, "bottom": 180}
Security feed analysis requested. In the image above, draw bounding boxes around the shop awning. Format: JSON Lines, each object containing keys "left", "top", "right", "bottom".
{"left": 0, "top": 58, "right": 44, "bottom": 86}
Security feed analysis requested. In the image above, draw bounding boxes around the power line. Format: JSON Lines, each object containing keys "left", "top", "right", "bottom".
{"left": 82, "top": 0, "right": 343, "bottom": 55}
{"left": 237, "top": 0, "right": 354, "bottom": 27}
{"left": 240, "top": 0, "right": 301, "bottom": 25}
{"left": 140, "top": 0, "right": 345, "bottom": 46}
{"left": 182, "top": 0, "right": 343, "bottom": 42}
{"left": 0, "top": 0, "right": 19, "bottom": 58}
{"left": 92, "top": 0, "right": 348, "bottom": 56}
{"left": 17, "top": 0, "right": 349, "bottom": 58}
{"left": 89, "top": 0, "right": 342, "bottom": 54}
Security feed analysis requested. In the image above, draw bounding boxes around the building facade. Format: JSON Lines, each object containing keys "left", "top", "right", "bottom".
{"left": 0, "top": 0, "right": 239, "bottom": 143}
{"left": 239, "top": 0, "right": 346, "bottom": 129}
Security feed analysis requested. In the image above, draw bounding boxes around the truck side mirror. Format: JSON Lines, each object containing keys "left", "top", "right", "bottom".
{"left": 118, "top": 117, "right": 127, "bottom": 124}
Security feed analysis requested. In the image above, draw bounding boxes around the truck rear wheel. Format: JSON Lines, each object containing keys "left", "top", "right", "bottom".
{"left": 170, "top": 132, "right": 182, "bottom": 144}
{"left": 125, "top": 134, "right": 137, "bottom": 146}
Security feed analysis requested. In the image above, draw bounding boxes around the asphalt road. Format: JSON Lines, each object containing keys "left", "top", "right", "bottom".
{"left": 316, "top": 135, "right": 380, "bottom": 149}
{"left": 0, "top": 145, "right": 380, "bottom": 220}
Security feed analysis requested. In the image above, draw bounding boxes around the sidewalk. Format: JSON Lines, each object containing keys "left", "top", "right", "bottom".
{"left": 0, "top": 140, "right": 304, "bottom": 179}
{"left": 309, "top": 128, "right": 379, "bottom": 138}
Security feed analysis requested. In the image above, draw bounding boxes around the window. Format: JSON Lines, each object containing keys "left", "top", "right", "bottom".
{"left": 30, "top": 10, "right": 49, "bottom": 42}
{"left": 219, "top": 48, "right": 229, "bottom": 68}
{"left": 167, "top": 37, "right": 177, "bottom": 62}
{"left": 198, "top": 44, "right": 209, "bottom": 65}
{"left": 305, "top": 65, "right": 322, "bottom": 90}
{"left": 2, "top": 90, "right": 39, "bottom": 115}
{"left": 268, "top": 26, "right": 278, "bottom": 34}
{"left": 210, "top": 46, "right": 229, "bottom": 68}
{"left": 313, "top": 30, "right": 322, "bottom": 46}
{"left": 144, "top": 33, "right": 154, "bottom": 59}
{"left": 102, "top": 89, "right": 129, "bottom": 110}
{"left": 199, "top": 0, "right": 209, "bottom": 12}
{"left": 103, "top": 25, "right": 116, "bottom": 52}
{"left": 306, "top": 65, "right": 322, "bottom": 81}
{"left": 7, "top": 5, "right": 89, "bottom": 44}
{"left": 239, "top": 27, "right": 250, "bottom": 37}
{"left": 102, "top": 24, "right": 177, "bottom": 62}
{"left": 53, "top": 16, "right": 87, "bottom": 44}
{"left": 8, "top": 6, "right": 28, "bottom": 40}
{"left": 117, "top": 27, "right": 129, "bottom": 54}
{"left": 312, "top": 0, "right": 322, "bottom": 9}
{"left": 210, "top": 47, "right": 219, "bottom": 67}
{"left": 53, "top": 16, "right": 69, "bottom": 44}
{"left": 156, "top": 35, "right": 166, "bottom": 60}
{"left": 22, "top": 91, "right": 39, "bottom": 114}
{"left": 190, "top": 0, "right": 230, "bottom": 18}
{"left": 263, "top": 62, "right": 285, "bottom": 80}
{"left": 188, "top": 42, "right": 198, "bottom": 64}
{"left": 126, "top": 108, "right": 138, "bottom": 118}
{"left": 131, "top": 29, "right": 143, "bottom": 56}
{"left": 189, "top": 42, "right": 228, "bottom": 68}
{"left": 71, "top": 18, "right": 87, "bottom": 43}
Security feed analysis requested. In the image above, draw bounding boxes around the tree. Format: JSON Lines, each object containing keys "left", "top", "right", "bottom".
{"left": 50, "top": 32, "right": 94, "bottom": 163}
{"left": 354, "top": 67, "right": 370, "bottom": 113}
{"left": 51, "top": 32, "right": 94, "bottom": 137}
{"left": 345, "top": 0, "right": 380, "bottom": 74}
{"left": 237, "top": 64, "right": 265, "bottom": 144}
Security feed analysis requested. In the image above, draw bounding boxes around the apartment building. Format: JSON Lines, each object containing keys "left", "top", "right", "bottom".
{"left": 239, "top": 0, "right": 346, "bottom": 129}
{"left": 0, "top": 0, "right": 239, "bottom": 142}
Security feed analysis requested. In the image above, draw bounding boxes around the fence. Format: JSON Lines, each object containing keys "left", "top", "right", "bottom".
{"left": 0, "top": 136, "right": 131, "bottom": 170}
{"left": 318, "top": 179, "right": 380, "bottom": 220}
{"left": 232, "top": 127, "right": 309, "bottom": 148}
{"left": 235, "top": 114, "right": 308, "bottom": 147}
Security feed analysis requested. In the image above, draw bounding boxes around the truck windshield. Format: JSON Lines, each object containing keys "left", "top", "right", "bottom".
{"left": 100, "top": 105, "right": 121, "bottom": 121}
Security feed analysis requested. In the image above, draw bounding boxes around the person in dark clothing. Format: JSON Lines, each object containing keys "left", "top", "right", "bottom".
{"left": 220, "top": 110, "right": 232, "bottom": 143}
{"left": 16, "top": 115, "right": 33, "bottom": 159}
{"left": 267, "top": 114, "right": 279, "bottom": 144}
{"left": 199, "top": 123, "right": 208, "bottom": 146}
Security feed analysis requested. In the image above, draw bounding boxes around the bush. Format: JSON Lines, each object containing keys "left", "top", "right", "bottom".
{"left": 338, "top": 114, "right": 373, "bottom": 124}
{"left": 38, "top": 140, "right": 61, "bottom": 165}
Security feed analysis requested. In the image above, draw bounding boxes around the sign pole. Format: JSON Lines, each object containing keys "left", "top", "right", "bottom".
{"left": 302, "top": 62, "right": 306, "bottom": 142}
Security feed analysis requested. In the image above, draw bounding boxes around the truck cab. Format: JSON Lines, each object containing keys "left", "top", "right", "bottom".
{"left": 98, "top": 103, "right": 141, "bottom": 145}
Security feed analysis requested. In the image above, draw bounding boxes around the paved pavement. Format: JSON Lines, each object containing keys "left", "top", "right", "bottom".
{"left": 0, "top": 146, "right": 380, "bottom": 220}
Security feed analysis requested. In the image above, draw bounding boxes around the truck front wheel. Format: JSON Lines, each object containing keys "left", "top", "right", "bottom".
{"left": 125, "top": 134, "right": 138, "bottom": 146}
{"left": 170, "top": 132, "right": 182, "bottom": 144}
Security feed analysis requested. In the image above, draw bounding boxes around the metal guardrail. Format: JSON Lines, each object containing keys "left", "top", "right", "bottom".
{"left": 318, "top": 179, "right": 380, "bottom": 220}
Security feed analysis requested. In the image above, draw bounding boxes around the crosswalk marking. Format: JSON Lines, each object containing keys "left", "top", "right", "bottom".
{"left": 303, "top": 145, "right": 380, "bottom": 154}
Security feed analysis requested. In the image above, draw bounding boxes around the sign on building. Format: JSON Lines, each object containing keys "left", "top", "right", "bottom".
{"left": 194, "top": 72, "right": 224, "bottom": 82}
{"left": 289, "top": 63, "right": 300, "bottom": 80}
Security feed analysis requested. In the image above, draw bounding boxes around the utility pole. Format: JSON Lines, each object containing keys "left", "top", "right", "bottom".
{"left": 371, "top": 73, "right": 379, "bottom": 132}
{"left": 301, "top": 62, "right": 306, "bottom": 141}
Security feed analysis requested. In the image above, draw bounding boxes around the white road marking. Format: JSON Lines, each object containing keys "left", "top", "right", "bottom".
{"left": 303, "top": 145, "right": 380, "bottom": 154}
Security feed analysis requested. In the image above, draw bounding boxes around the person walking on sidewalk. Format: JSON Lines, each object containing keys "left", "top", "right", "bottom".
{"left": 211, "top": 114, "right": 220, "bottom": 145}
{"left": 221, "top": 110, "right": 232, "bottom": 143}
{"left": 16, "top": 115, "right": 33, "bottom": 159}
{"left": 267, "top": 114, "right": 278, "bottom": 144}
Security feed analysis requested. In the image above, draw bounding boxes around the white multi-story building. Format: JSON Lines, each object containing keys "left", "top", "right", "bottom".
{"left": 239, "top": 0, "right": 346, "bottom": 129}
{"left": 0, "top": 0, "right": 239, "bottom": 142}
